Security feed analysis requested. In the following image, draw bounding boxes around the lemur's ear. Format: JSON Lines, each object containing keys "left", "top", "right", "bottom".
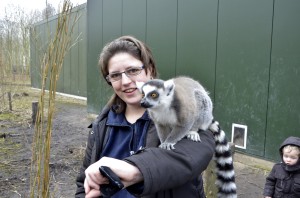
{"left": 136, "top": 81, "right": 145, "bottom": 92}
{"left": 164, "top": 79, "right": 175, "bottom": 96}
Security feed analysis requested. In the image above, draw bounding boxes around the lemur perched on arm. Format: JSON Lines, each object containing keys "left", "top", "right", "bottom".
{"left": 136, "top": 76, "right": 237, "bottom": 198}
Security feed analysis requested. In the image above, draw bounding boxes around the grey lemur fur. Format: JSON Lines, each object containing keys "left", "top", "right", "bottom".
{"left": 137, "top": 76, "right": 237, "bottom": 198}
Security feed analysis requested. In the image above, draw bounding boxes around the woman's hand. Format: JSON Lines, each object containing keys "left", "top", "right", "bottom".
{"left": 84, "top": 186, "right": 101, "bottom": 198}
{"left": 84, "top": 160, "right": 109, "bottom": 196}
{"left": 84, "top": 157, "right": 144, "bottom": 195}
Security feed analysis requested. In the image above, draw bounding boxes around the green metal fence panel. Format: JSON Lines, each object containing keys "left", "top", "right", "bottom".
{"left": 176, "top": 0, "right": 218, "bottom": 99}
{"left": 86, "top": 0, "right": 106, "bottom": 114}
{"left": 103, "top": 0, "right": 122, "bottom": 43}
{"left": 70, "top": 11, "right": 79, "bottom": 96}
{"left": 29, "top": 0, "right": 300, "bottom": 161}
{"left": 265, "top": 0, "right": 300, "bottom": 161}
{"left": 78, "top": 9, "right": 87, "bottom": 97}
{"left": 122, "top": 0, "right": 147, "bottom": 40}
{"left": 30, "top": 4, "right": 87, "bottom": 97}
{"left": 146, "top": 0, "right": 177, "bottom": 80}
{"left": 100, "top": 0, "right": 124, "bottom": 112}
{"left": 44, "top": 21, "right": 52, "bottom": 91}
{"left": 31, "top": 23, "right": 47, "bottom": 89}
{"left": 30, "top": 25, "right": 40, "bottom": 89}
{"left": 29, "top": 30, "right": 35, "bottom": 87}
{"left": 87, "top": 0, "right": 149, "bottom": 114}
{"left": 214, "top": 0, "right": 273, "bottom": 157}
{"left": 49, "top": 18, "right": 64, "bottom": 94}
{"left": 63, "top": 40, "right": 71, "bottom": 94}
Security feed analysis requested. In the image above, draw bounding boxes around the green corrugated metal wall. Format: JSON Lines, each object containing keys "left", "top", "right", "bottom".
{"left": 86, "top": 0, "right": 218, "bottom": 112}
{"left": 86, "top": 0, "right": 300, "bottom": 161}
{"left": 265, "top": 0, "right": 300, "bottom": 160}
{"left": 214, "top": 0, "right": 273, "bottom": 158}
{"left": 30, "top": 4, "right": 87, "bottom": 97}
{"left": 30, "top": 0, "right": 300, "bottom": 161}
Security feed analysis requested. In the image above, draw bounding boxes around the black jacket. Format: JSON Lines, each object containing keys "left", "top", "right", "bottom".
{"left": 75, "top": 106, "right": 215, "bottom": 198}
{"left": 263, "top": 136, "right": 300, "bottom": 198}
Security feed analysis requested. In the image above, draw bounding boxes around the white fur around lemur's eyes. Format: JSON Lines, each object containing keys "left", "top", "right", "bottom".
{"left": 151, "top": 93, "right": 158, "bottom": 98}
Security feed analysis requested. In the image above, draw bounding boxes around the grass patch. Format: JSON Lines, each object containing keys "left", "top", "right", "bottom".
{"left": 1, "top": 84, "right": 86, "bottom": 127}
{"left": 253, "top": 164, "right": 272, "bottom": 172}
{"left": 0, "top": 112, "right": 19, "bottom": 121}
{"left": 0, "top": 133, "right": 22, "bottom": 171}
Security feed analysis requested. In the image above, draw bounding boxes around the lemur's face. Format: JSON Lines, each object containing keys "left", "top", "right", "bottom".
{"left": 136, "top": 79, "right": 174, "bottom": 109}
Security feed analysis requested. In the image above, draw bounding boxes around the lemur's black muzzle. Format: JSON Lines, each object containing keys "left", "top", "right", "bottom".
{"left": 140, "top": 99, "right": 152, "bottom": 108}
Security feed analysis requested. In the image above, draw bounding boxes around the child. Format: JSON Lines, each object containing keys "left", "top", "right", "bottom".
{"left": 263, "top": 136, "right": 300, "bottom": 198}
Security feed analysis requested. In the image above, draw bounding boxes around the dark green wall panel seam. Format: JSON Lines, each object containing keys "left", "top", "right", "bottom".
{"left": 175, "top": 0, "right": 178, "bottom": 75}
{"left": 213, "top": 0, "right": 220, "bottom": 106}
{"left": 263, "top": 0, "right": 275, "bottom": 157}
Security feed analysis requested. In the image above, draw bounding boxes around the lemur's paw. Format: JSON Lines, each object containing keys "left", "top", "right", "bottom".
{"left": 159, "top": 142, "right": 176, "bottom": 150}
{"left": 186, "top": 131, "right": 201, "bottom": 142}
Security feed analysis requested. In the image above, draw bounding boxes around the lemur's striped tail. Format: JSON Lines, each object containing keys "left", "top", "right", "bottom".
{"left": 209, "top": 120, "right": 237, "bottom": 198}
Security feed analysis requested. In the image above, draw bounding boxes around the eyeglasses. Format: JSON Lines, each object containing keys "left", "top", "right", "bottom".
{"left": 106, "top": 65, "right": 145, "bottom": 82}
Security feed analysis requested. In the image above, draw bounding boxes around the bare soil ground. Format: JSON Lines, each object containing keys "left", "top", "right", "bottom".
{"left": 0, "top": 87, "right": 93, "bottom": 197}
{"left": 234, "top": 160, "right": 271, "bottom": 198}
{"left": 0, "top": 86, "right": 272, "bottom": 198}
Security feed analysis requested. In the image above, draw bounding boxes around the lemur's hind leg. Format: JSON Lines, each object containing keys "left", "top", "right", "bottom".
{"left": 161, "top": 125, "right": 194, "bottom": 150}
{"left": 186, "top": 130, "right": 201, "bottom": 142}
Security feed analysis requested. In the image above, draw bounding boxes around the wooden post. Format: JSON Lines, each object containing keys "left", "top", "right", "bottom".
{"left": 204, "top": 143, "right": 235, "bottom": 198}
{"left": 204, "top": 159, "right": 218, "bottom": 198}
{"left": 229, "top": 142, "right": 235, "bottom": 160}
{"left": 8, "top": 92, "right": 12, "bottom": 111}
{"left": 32, "top": 101, "right": 39, "bottom": 124}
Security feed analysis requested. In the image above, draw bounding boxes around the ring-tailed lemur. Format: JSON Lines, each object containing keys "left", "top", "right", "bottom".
{"left": 136, "top": 76, "right": 237, "bottom": 198}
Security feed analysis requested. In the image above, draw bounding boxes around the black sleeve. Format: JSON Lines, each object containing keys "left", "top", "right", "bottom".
{"left": 124, "top": 130, "right": 215, "bottom": 195}
{"left": 75, "top": 129, "right": 95, "bottom": 198}
{"left": 263, "top": 165, "right": 276, "bottom": 197}
{"left": 75, "top": 107, "right": 109, "bottom": 197}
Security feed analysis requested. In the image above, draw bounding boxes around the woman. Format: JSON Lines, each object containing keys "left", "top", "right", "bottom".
{"left": 75, "top": 35, "right": 215, "bottom": 198}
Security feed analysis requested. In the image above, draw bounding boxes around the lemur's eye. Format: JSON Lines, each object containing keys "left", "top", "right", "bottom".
{"left": 141, "top": 93, "right": 145, "bottom": 98}
{"left": 151, "top": 93, "right": 158, "bottom": 98}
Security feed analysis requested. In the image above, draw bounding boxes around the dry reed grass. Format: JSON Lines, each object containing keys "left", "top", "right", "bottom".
{"left": 29, "top": 1, "right": 81, "bottom": 197}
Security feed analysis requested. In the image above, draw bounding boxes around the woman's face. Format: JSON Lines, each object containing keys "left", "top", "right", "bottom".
{"left": 108, "top": 52, "right": 152, "bottom": 108}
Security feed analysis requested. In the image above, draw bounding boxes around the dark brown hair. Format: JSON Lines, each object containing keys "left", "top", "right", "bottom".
{"left": 99, "top": 35, "right": 157, "bottom": 113}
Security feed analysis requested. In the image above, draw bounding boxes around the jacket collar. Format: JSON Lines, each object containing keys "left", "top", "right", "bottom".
{"left": 106, "top": 108, "right": 150, "bottom": 127}
{"left": 88, "top": 105, "right": 111, "bottom": 128}
{"left": 281, "top": 160, "right": 300, "bottom": 172}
